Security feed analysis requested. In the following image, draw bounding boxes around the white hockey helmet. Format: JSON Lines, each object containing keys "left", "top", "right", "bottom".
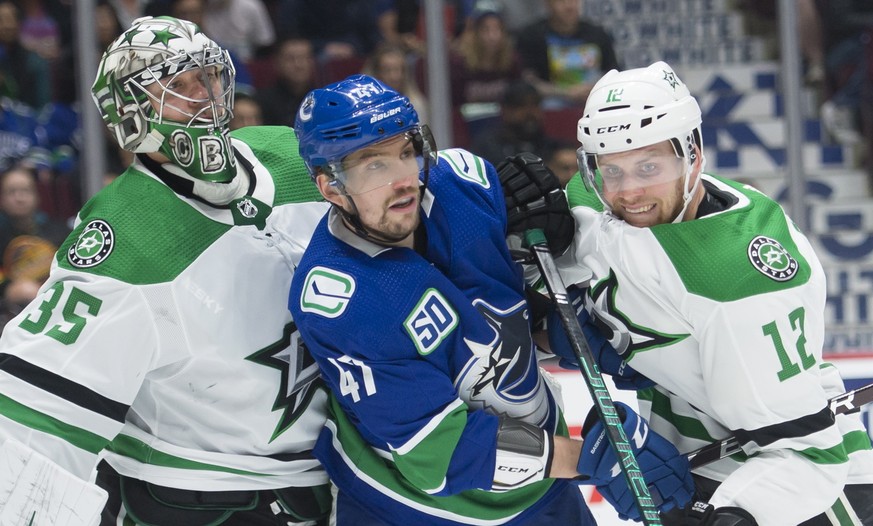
{"left": 91, "top": 16, "right": 237, "bottom": 182}
{"left": 576, "top": 61, "right": 705, "bottom": 222}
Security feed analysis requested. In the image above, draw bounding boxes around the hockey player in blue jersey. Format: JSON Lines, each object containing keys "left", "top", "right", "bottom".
{"left": 288, "top": 74, "right": 694, "bottom": 524}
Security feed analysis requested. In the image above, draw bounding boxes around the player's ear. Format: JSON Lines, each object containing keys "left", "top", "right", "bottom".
{"left": 315, "top": 173, "right": 344, "bottom": 207}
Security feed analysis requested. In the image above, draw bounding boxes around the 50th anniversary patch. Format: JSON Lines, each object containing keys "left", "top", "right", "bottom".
{"left": 68, "top": 219, "right": 115, "bottom": 268}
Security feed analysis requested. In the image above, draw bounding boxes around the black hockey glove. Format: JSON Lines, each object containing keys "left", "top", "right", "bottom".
{"left": 496, "top": 152, "right": 575, "bottom": 262}
{"left": 661, "top": 501, "right": 758, "bottom": 526}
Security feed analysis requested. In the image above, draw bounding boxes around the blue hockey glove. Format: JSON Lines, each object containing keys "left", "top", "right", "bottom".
{"left": 546, "top": 287, "right": 654, "bottom": 390}
{"left": 576, "top": 402, "right": 694, "bottom": 522}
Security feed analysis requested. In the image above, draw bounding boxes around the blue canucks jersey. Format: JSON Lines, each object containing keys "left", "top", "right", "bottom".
{"left": 289, "top": 149, "right": 575, "bottom": 525}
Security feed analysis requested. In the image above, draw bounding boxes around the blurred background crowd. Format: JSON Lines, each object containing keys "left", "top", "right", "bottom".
{"left": 0, "top": 0, "right": 869, "bottom": 331}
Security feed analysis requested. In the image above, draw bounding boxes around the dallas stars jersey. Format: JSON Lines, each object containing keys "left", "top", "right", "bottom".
{"left": 289, "top": 149, "right": 571, "bottom": 525}
{"left": 561, "top": 173, "right": 873, "bottom": 524}
{"left": 0, "top": 126, "right": 330, "bottom": 491}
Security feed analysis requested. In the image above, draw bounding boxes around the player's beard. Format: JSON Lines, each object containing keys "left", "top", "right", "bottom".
{"left": 363, "top": 189, "right": 421, "bottom": 244}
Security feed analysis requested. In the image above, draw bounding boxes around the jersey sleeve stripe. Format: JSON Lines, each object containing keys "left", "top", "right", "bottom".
{"left": 0, "top": 392, "right": 108, "bottom": 453}
{"left": 0, "top": 353, "right": 128, "bottom": 422}
{"left": 390, "top": 398, "right": 465, "bottom": 456}
{"left": 734, "top": 406, "right": 838, "bottom": 449}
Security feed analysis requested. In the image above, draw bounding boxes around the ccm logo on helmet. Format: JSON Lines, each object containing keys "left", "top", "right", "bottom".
{"left": 597, "top": 124, "right": 631, "bottom": 133}
{"left": 370, "top": 107, "right": 402, "bottom": 124}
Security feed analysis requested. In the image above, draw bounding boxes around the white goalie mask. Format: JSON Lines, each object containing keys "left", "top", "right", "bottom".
{"left": 91, "top": 16, "right": 238, "bottom": 182}
{"left": 576, "top": 61, "right": 705, "bottom": 223}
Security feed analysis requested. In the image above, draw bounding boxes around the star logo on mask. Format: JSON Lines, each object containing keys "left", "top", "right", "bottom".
{"left": 149, "top": 28, "right": 182, "bottom": 47}
{"left": 663, "top": 70, "right": 679, "bottom": 89}
{"left": 122, "top": 28, "right": 142, "bottom": 46}
{"left": 246, "top": 322, "right": 323, "bottom": 442}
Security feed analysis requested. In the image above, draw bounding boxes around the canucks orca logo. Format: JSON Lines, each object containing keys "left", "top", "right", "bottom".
{"left": 589, "top": 270, "right": 688, "bottom": 358}
{"left": 455, "top": 299, "right": 549, "bottom": 425}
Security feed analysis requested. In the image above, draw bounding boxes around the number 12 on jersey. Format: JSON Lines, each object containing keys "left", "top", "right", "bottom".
{"left": 762, "top": 306, "right": 815, "bottom": 382}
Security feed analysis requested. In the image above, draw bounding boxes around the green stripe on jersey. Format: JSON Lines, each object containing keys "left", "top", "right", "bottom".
{"left": 844, "top": 430, "right": 873, "bottom": 454}
{"left": 0, "top": 392, "right": 108, "bottom": 453}
{"left": 107, "top": 434, "right": 270, "bottom": 477}
{"left": 798, "top": 441, "right": 848, "bottom": 465}
{"left": 57, "top": 169, "right": 230, "bottom": 284}
{"left": 391, "top": 399, "right": 467, "bottom": 492}
{"left": 325, "top": 394, "right": 554, "bottom": 522}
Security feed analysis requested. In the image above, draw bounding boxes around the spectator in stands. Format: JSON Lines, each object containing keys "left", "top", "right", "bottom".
{"left": 275, "top": 0, "right": 384, "bottom": 61}
{"left": 545, "top": 140, "right": 578, "bottom": 187}
{"left": 470, "top": 79, "right": 556, "bottom": 166}
{"left": 201, "top": 0, "right": 275, "bottom": 62}
{"left": 374, "top": 0, "right": 424, "bottom": 55}
{"left": 0, "top": 164, "right": 68, "bottom": 259}
{"left": 0, "top": 98, "right": 49, "bottom": 175}
{"left": 0, "top": 0, "right": 51, "bottom": 111}
{"left": 17, "top": 0, "right": 60, "bottom": 61}
{"left": 816, "top": 0, "right": 873, "bottom": 146}
{"left": 514, "top": 0, "right": 619, "bottom": 109}
{"left": 450, "top": 0, "right": 522, "bottom": 106}
{"left": 166, "top": 0, "right": 254, "bottom": 94}
{"left": 230, "top": 93, "right": 263, "bottom": 130}
{"left": 256, "top": 36, "right": 318, "bottom": 126}
{"left": 363, "top": 42, "right": 430, "bottom": 124}
{"left": 0, "top": 234, "right": 55, "bottom": 331}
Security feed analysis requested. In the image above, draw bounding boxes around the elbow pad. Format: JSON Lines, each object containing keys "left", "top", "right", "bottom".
{"left": 492, "top": 416, "right": 553, "bottom": 491}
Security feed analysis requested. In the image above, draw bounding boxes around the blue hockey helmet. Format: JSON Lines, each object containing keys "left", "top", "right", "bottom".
{"left": 295, "top": 74, "right": 435, "bottom": 186}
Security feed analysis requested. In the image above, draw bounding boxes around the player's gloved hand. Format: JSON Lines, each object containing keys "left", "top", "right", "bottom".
{"left": 660, "top": 501, "right": 758, "bottom": 525}
{"left": 546, "top": 286, "right": 654, "bottom": 390}
{"left": 576, "top": 402, "right": 694, "bottom": 522}
{"left": 496, "top": 152, "right": 575, "bottom": 262}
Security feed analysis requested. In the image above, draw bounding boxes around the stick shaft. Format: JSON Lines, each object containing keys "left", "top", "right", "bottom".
{"left": 527, "top": 232, "right": 662, "bottom": 525}
{"left": 687, "top": 383, "right": 873, "bottom": 468}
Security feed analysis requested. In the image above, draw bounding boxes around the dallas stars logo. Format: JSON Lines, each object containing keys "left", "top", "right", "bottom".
{"left": 68, "top": 219, "right": 114, "bottom": 268}
{"left": 589, "top": 270, "right": 688, "bottom": 357}
{"left": 663, "top": 69, "right": 679, "bottom": 89}
{"left": 246, "top": 322, "right": 323, "bottom": 442}
{"left": 748, "top": 235, "right": 798, "bottom": 281}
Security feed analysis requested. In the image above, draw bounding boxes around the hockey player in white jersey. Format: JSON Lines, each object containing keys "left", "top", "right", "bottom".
{"left": 500, "top": 61, "right": 873, "bottom": 524}
{"left": 0, "top": 16, "right": 332, "bottom": 525}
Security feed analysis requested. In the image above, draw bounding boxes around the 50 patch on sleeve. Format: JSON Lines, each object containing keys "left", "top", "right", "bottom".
{"left": 404, "top": 288, "right": 458, "bottom": 355}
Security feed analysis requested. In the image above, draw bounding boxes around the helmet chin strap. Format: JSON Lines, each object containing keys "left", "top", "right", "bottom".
{"left": 671, "top": 164, "right": 701, "bottom": 223}
{"left": 334, "top": 188, "right": 414, "bottom": 246}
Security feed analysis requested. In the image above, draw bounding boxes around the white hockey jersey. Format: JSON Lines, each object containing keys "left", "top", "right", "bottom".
{"left": 559, "top": 174, "right": 873, "bottom": 524}
{"left": 0, "top": 126, "right": 330, "bottom": 491}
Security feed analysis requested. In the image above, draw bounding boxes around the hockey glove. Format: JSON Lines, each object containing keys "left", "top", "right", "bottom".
{"left": 496, "top": 152, "right": 575, "bottom": 262}
{"left": 576, "top": 402, "right": 694, "bottom": 522}
{"left": 546, "top": 286, "right": 654, "bottom": 390}
{"left": 660, "top": 501, "right": 758, "bottom": 526}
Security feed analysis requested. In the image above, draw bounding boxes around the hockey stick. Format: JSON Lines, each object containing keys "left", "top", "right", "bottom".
{"left": 687, "top": 382, "right": 873, "bottom": 469}
{"left": 525, "top": 229, "right": 662, "bottom": 525}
